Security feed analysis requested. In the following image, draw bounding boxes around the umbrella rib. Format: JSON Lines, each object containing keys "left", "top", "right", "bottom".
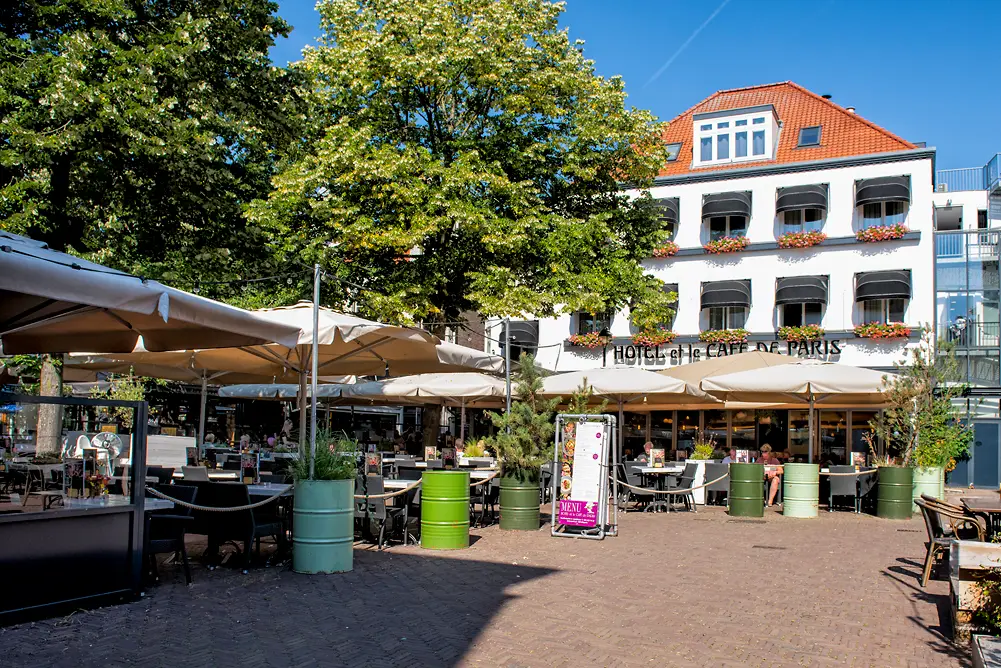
{"left": 101, "top": 309, "right": 136, "bottom": 331}
{"left": 315, "top": 336, "right": 391, "bottom": 373}
{"left": 0, "top": 298, "right": 60, "bottom": 329}
{"left": 1, "top": 302, "right": 91, "bottom": 331}
{"left": 238, "top": 346, "right": 303, "bottom": 374}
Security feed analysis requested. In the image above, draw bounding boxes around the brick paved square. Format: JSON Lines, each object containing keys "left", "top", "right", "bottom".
{"left": 0, "top": 507, "right": 967, "bottom": 667}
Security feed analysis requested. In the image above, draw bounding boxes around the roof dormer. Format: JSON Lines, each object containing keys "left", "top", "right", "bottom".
{"left": 692, "top": 105, "right": 779, "bottom": 168}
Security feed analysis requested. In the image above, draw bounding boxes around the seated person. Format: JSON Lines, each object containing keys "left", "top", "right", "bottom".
{"left": 635, "top": 441, "right": 653, "bottom": 463}
{"left": 721, "top": 448, "right": 736, "bottom": 464}
{"left": 756, "top": 444, "right": 782, "bottom": 507}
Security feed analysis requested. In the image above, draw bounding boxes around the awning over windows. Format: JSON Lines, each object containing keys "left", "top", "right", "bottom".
{"left": 655, "top": 198, "right": 679, "bottom": 225}
{"left": 701, "top": 280, "right": 751, "bottom": 309}
{"left": 663, "top": 283, "right": 678, "bottom": 296}
{"left": 855, "top": 176, "right": 910, "bottom": 207}
{"left": 854, "top": 270, "right": 911, "bottom": 302}
{"left": 776, "top": 184, "right": 828, "bottom": 213}
{"left": 506, "top": 320, "right": 539, "bottom": 348}
{"left": 702, "top": 191, "right": 751, "bottom": 220}
{"left": 775, "top": 275, "right": 829, "bottom": 305}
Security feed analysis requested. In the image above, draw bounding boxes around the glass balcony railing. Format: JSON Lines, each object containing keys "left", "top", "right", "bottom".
{"left": 935, "top": 230, "right": 1001, "bottom": 261}
{"left": 944, "top": 320, "right": 1001, "bottom": 349}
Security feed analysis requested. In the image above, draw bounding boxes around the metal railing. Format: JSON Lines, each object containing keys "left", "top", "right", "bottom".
{"left": 937, "top": 167, "right": 986, "bottom": 192}
{"left": 945, "top": 320, "right": 1001, "bottom": 349}
{"left": 989, "top": 154, "right": 1001, "bottom": 194}
{"left": 935, "top": 230, "right": 1001, "bottom": 260}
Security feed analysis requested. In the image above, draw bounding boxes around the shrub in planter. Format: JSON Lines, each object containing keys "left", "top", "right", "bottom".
{"left": 567, "top": 332, "right": 612, "bottom": 349}
{"left": 631, "top": 328, "right": 677, "bottom": 346}
{"left": 777, "top": 230, "right": 827, "bottom": 249}
{"left": 703, "top": 236, "right": 750, "bottom": 254}
{"left": 698, "top": 328, "right": 749, "bottom": 344}
{"left": 778, "top": 324, "right": 825, "bottom": 342}
{"left": 855, "top": 224, "right": 909, "bottom": 243}
{"left": 651, "top": 241, "right": 679, "bottom": 258}
{"left": 854, "top": 322, "right": 911, "bottom": 339}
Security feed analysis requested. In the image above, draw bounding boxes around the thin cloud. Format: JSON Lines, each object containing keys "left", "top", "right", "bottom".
{"left": 644, "top": 0, "right": 732, "bottom": 88}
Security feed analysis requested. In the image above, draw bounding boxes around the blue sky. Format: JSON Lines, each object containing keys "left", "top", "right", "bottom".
{"left": 273, "top": 0, "right": 1001, "bottom": 171}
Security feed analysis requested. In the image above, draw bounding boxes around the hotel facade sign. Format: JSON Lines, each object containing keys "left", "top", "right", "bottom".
{"left": 606, "top": 339, "right": 844, "bottom": 366}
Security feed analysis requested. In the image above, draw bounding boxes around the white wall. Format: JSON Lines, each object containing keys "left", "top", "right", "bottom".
{"left": 932, "top": 189, "right": 991, "bottom": 231}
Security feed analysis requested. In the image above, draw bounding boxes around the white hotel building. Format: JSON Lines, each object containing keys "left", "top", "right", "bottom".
{"left": 485, "top": 82, "right": 936, "bottom": 460}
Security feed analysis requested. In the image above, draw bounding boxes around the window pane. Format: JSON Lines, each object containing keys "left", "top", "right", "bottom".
{"left": 700, "top": 136, "right": 713, "bottom": 161}
{"left": 735, "top": 119, "right": 748, "bottom": 127}
{"left": 676, "top": 410, "right": 699, "bottom": 452}
{"left": 783, "top": 209, "right": 802, "bottom": 230}
{"left": 885, "top": 201, "right": 906, "bottom": 226}
{"left": 709, "top": 217, "right": 727, "bottom": 240}
{"left": 863, "top": 300, "right": 883, "bottom": 323}
{"left": 709, "top": 307, "right": 725, "bottom": 330}
{"left": 700, "top": 124, "right": 712, "bottom": 131}
{"left": 665, "top": 142, "right": 682, "bottom": 162}
{"left": 728, "top": 307, "right": 747, "bottom": 329}
{"left": 731, "top": 410, "right": 756, "bottom": 453}
{"left": 798, "top": 126, "right": 821, "bottom": 146}
{"left": 704, "top": 410, "right": 728, "bottom": 453}
{"left": 753, "top": 117, "right": 765, "bottom": 124}
{"left": 717, "top": 121, "right": 729, "bottom": 129}
{"left": 888, "top": 298, "right": 906, "bottom": 323}
{"left": 804, "top": 208, "right": 823, "bottom": 223}
{"left": 717, "top": 133, "right": 729, "bottom": 160}
{"left": 862, "top": 203, "right": 882, "bottom": 229}
{"left": 752, "top": 130, "right": 765, "bottom": 155}
{"left": 728, "top": 215, "right": 747, "bottom": 237}
{"left": 783, "top": 303, "right": 803, "bottom": 327}
{"left": 789, "top": 410, "right": 810, "bottom": 459}
{"left": 804, "top": 303, "right": 823, "bottom": 325}
{"left": 650, "top": 411, "right": 674, "bottom": 451}
{"left": 665, "top": 221, "right": 676, "bottom": 240}
{"left": 735, "top": 131, "right": 747, "bottom": 157}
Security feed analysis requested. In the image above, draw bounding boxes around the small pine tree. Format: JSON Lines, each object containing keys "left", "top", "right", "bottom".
{"left": 486, "top": 353, "right": 561, "bottom": 472}
{"left": 567, "top": 378, "right": 609, "bottom": 415}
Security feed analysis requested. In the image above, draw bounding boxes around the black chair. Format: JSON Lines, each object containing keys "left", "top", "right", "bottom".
{"left": 259, "top": 472, "right": 289, "bottom": 484}
{"left": 540, "top": 462, "right": 554, "bottom": 505}
{"left": 354, "top": 476, "right": 406, "bottom": 550}
{"left": 398, "top": 466, "right": 423, "bottom": 481}
{"left": 667, "top": 462, "right": 698, "bottom": 512}
{"left": 827, "top": 466, "right": 860, "bottom": 512}
{"left": 620, "top": 461, "right": 656, "bottom": 511}
{"left": 147, "top": 466, "right": 175, "bottom": 486}
{"left": 145, "top": 484, "right": 197, "bottom": 584}
{"left": 222, "top": 459, "right": 242, "bottom": 471}
{"left": 704, "top": 463, "right": 729, "bottom": 506}
{"left": 202, "top": 483, "right": 285, "bottom": 572}
{"left": 915, "top": 497, "right": 984, "bottom": 587}
{"left": 858, "top": 467, "right": 878, "bottom": 513}
{"left": 258, "top": 460, "right": 275, "bottom": 473}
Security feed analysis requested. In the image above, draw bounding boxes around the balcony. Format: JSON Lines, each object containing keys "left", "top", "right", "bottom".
{"left": 945, "top": 320, "right": 1000, "bottom": 349}
{"left": 989, "top": 153, "right": 1001, "bottom": 194}
{"left": 935, "top": 153, "right": 1001, "bottom": 193}
{"left": 935, "top": 230, "right": 1001, "bottom": 261}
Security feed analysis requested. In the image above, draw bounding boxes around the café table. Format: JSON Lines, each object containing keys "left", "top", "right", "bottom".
{"left": 633, "top": 464, "right": 685, "bottom": 512}
{"left": 63, "top": 495, "right": 174, "bottom": 511}
{"left": 961, "top": 496, "right": 1001, "bottom": 537}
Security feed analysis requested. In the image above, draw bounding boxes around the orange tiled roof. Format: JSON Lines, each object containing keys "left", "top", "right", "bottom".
{"left": 657, "top": 81, "right": 916, "bottom": 178}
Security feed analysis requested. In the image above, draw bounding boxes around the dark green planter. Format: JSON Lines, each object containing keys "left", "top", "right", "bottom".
{"left": 728, "top": 463, "right": 764, "bottom": 517}
{"left": 499, "top": 466, "right": 541, "bottom": 531}
{"left": 421, "top": 471, "right": 470, "bottom": 550}
{"left": 877, "top": 466, "right": 914, "bottom": 520}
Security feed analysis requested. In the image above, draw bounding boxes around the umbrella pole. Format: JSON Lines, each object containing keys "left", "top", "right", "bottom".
{"left": 808, "top": 393, "right": 815, "bottom": 464}
{"left": 297, "top": 365, "right": 308, "bottom": 456}
{"left": 309, "top": 264, "right": 321, "bottom": 480}
{"left": 197, "top": 371, "right": 208, "bottom": 455}
{"left": 460, "top": 400, "right": 466, "bottom": 442}
{"left": 618, "top": 399, "right": 624, "bottom": 461}
{"left": 504, "top": 317, "right": 511, "bottom": 424}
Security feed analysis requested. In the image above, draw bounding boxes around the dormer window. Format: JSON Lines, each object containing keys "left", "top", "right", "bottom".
{"left": 693, "top": 105, "right": 777, "bottom": 167}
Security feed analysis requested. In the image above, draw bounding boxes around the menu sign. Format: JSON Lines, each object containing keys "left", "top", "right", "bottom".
{"left": 441, "top": 446, "right": 456, "bottom": 470}
{"left": 650, "top": 448, "right": 665, "bottom": 467}
{"left": 557, "top": 421, "right": 605, "bottom": 528}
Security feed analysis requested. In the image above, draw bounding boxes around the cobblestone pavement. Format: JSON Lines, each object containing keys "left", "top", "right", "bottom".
{"left": 0, "top": 506, "right": 967, "bottom": 667}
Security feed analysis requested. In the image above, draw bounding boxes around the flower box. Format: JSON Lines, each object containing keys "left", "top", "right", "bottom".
{"left": 567, "top": 332, "right": 612, "bottom": 349}
{"left": 631, "top": 328, "right": 677, "bottom": 347}
{"left": 778, "top": 324, "right": 825, "bottom": 342}
{"left": 703, "top": 236, "right": 750, "bottom": 254}
{"left": 651, "top": 242, "right": 679, "bottom": 258}
{"left": 777, "top": 230, "right": 827, "bottom": 249}
{"left": 855, "top": 224, "right": 909, "bottom": 243}
{"left": 699, "top": 328, "right": 749, "bottom": 344}
{"left": 854, "top": 322, "right": 911, "bottom": 339}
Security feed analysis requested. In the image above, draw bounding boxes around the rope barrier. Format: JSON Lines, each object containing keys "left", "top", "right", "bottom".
{"left": 612, "top": 472, "right": 730, "bottom": 496}
{"left": 470, "top": 472, "right": 499, "bottom": 487}
{"left": 820, "top": 469, "right": 878, "bottom": 477}
{"left": 354, "top": 479, "right": 421, "bottom": 500}
{"left": 145, "top": 485, "right": 291, "bottom": 512}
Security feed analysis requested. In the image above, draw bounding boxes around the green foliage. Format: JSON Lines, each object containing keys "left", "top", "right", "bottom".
{"left": 485, "top": 353, "right": 559, "bottom": 472}
{"left": 690, "top": 432, "right": 717, "bottom": 461}
{"left": 630, "top": 280, "right": 677, "bottom": 334}
{"left": 0, "top": 0, "right": 302, "bottom": 304}
{"left": 973, "top": 568, "right": 1001, "bottom": 635}
{"left": 291, "top": 430, "right": 358, "bottom": 481}
{"left": 869, "top": 327, "right": 972, "bottom": 468}
{"left": 249, "top": 0, "right": 671, "bottom": 327}
{"left": 89, "top": 372, "right": 149, "bottom": 430}
{"left": 567, "top": 379, "right": 608, "bottom": 415}
{"left": 463, "top": 441, "right": 486, "bottom": 457}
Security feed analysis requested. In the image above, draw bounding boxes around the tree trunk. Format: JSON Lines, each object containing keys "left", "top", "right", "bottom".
{"left": 35, "top": 355, "right": 63, "bottom": 456}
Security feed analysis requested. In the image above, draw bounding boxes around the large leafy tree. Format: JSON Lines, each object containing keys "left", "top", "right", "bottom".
{"left": 0, "top": 0, "right": 301, "bottom": 299}
{"left": 250, "top": 0, "right": 675, "bottom": 332}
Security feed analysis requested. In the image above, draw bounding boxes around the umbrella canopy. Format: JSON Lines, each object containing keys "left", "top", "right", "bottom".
{"left": 217, "top": 382, "right": 355, "bottom": 400}
{"left": 539, "top": 368, "right": 705, "bottom": 403}
{"left": 701, "top": 359, "right": 893, "bottom": 407}
{"left": 0, "top": 231, "right": 302, "bottom": 353}
{"left": 659, "top": 350, "right": 796, "bottom": 385}
{"left": 341, "top": 372, "right": 507, "bottom": 404}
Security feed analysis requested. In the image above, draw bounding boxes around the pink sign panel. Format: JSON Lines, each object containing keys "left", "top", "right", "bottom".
{"left": 558, "top": 499, "right": 598, "bottom": 527}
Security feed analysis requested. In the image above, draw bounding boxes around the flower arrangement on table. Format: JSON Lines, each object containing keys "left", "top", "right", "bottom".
{"left": 651, "top": 241, "right": 679, "bottom": 258}
{"left": 86, "top": 473, "right": 110, "bottom": 497}
{"left": 854, "top": 322, "right": 911, "bottom": 339}
{"left": 777, "top": 324, "right": 826, "bottom": 342}
{"left": 698, "top": 328, "right": 749, "bottom": 344}
{"left": 703, "top": 236, "right": 750, "bottom": 254}
{"left": 631, "top": 328, "right": 677, "bottom": 347}
{"left": 777, "top": 230, "right": 827, "bottom": 249}
{"left": 855, "top": 224, "right": 909, "bottom": 243}
{"left": 567, "top": 331, "right": 612, "bottom": 349}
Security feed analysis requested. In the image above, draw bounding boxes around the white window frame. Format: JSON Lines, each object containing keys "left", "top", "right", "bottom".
{"left": 782, "top": 208, "right": 825, "bottom": 233}
{"left": 577, "top": 311, "right": 612, "bottom": 336}
{"left": 780, "top": 303, "right": 824, "bottom": 327}
{"left": 707, "top": 306, "right": 747, "bottom": 330}
{"left": 694, "top": 110, "right": 775, "bottom": 167}
{"left": 707, "top": 214, "right": 747, "bottom": 240}
{"left": 860, "top": 201, "right": 908, "bottom": 230}
{"left": 861, "top": 298, "right": 907, "bottom": 324}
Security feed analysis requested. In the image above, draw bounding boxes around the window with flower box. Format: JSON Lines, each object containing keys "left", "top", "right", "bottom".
{"left": 576, "top": 311, "right": 611, "bottom": 336}
{"left": 708, "top": 306, "right": 747, "bottom": 330}
{"left": 862, "top": 299, "right": 906, "bottom": 325}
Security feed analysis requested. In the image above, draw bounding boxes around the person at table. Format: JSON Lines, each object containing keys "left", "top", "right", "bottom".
{"left": 635, "top": 441, "right": 653, "bottom": 463}
{"left": 756, "top": 444, "right": 782, "bottom": 507}
{"left": 721, "top": 448, "right": 736, "bottom": 464}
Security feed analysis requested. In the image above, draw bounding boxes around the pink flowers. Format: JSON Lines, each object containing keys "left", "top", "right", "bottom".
{"left": 703, "top": 236, "right": 750, "bottom": 254}
{"left": 778, "top": 230, "right": 827, "bottom": 249}
{"left": 651, "top": 242, "right": 679, "bottom": 258}
{"left": 854, "top": 322, "right": 911, "bottom": 339}
{"left": 698, "top": 328, "right": 749, "bottom": 344}
{"left": 631, "top": 328, "right": 677, "bottom": 346}
{"left": 855, "top": 224, "right": 909, "bottom": 243}
{"left": 778, "top": 324, "right": 825, "bottom": 342}
{"left": 567, "top": 332, "right": 612, "bottom": 349}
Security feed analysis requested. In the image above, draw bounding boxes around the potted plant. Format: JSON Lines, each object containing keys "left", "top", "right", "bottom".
{"left": 854, "top": 322, "right": 911, "bottom": 339}
{"left": 651, "top": 241, "right": 679, "bottom": 258}
{"left": 631, "top": 328, "right": 677, "bottom": 347}
{"left": 777, "top": 230, "right": 827, "bottom": 249}
{"left": 704, "top": 236, "right": 750, "bottom": 254}
{"left": 486, "top": 353, "right": 559, "bottom": 530}
{"left": 291, "top": 430, "right": 357, "bottom": 573}
{"left": 855, "top": 223, "right": 909, "bottom": 243}
{"left": 699, "top": 328, "right": 749, "bottom": 344}
{"left": 567, "top": 331, "right": 612, "bottom": 349}
{"left": 778, "top": 324, "right": 825, "bottom": 342}
{"left": 686, "top": 432, "right": 716, "bottom": 505}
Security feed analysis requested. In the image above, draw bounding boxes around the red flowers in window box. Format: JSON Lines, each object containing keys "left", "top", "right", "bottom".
{"left": 777, "top": 230, "right": 827, "bottom": 249}
{"left": 853, "top": 322, "right": 911, "bottom": 339}
{"left": 567, "top": 332, "right": 612, "bottom": 349}
{"left": 855, "top": 224, "right": 909, "bottom": 243}
{"left": 652, "top": 242, "right": 679, "bottom": 258}
{"left": 631, "top": 328, "right": 677, "bottom": 347}
{"left": 698, "top": 328, "right": 749, "bottom": 344}
{"left": 778, "top": 324, "right": 826, "bottom": 342}
{"left": 703, "top": 236, "right": 750, "bottom": 254}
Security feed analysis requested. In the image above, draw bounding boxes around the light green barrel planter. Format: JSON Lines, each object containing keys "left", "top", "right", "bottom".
{"left": 421, "top": 470, "right": 470, "bottom": 550}
{"left": 912, "top": 466, "right": 945, "bottom": 513}
{"left": 877, "top": 466, "right": 914, "bottom": 520}
{"left": 499, "top": 466, "right": 541, "bottom": 531}
{"left": 783, "top": 463, "right": 819, "bottom": 518}
{"left": 293, "top": 479, "right": 354, "bottom": 574}
{"left": 729, "top": 463, "right": 764, "bottom": 518}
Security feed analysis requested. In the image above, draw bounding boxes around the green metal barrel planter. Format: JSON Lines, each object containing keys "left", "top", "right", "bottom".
{"left": 729, "top": 463, "right": 764, "bottom": 518}
{"left": 499, "top": 466, "right": 541, "bottom": 531}
{"left": 293, "top": 479, "right": 354, "bottom": 574}
{"left": 783, "top": 463, "right": 819, "bottom": 518}
{"left": 912, "top": 466, "right": 945, "bottom": 513}
{"left": 877, "top": 466, "right": 914, "bottom": 520}
{"left": 421, "top": 470, "right": 470, "bottom": 550}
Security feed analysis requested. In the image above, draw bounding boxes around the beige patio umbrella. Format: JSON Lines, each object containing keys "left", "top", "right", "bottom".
{"left": 0, "top": 231, "right": 301, "bottom": 353}
{"left": 701, "top": 359, "right": 894, "bottom": 462}
{"left": 659, "top": 350, "right": 796, "bottom": 385}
